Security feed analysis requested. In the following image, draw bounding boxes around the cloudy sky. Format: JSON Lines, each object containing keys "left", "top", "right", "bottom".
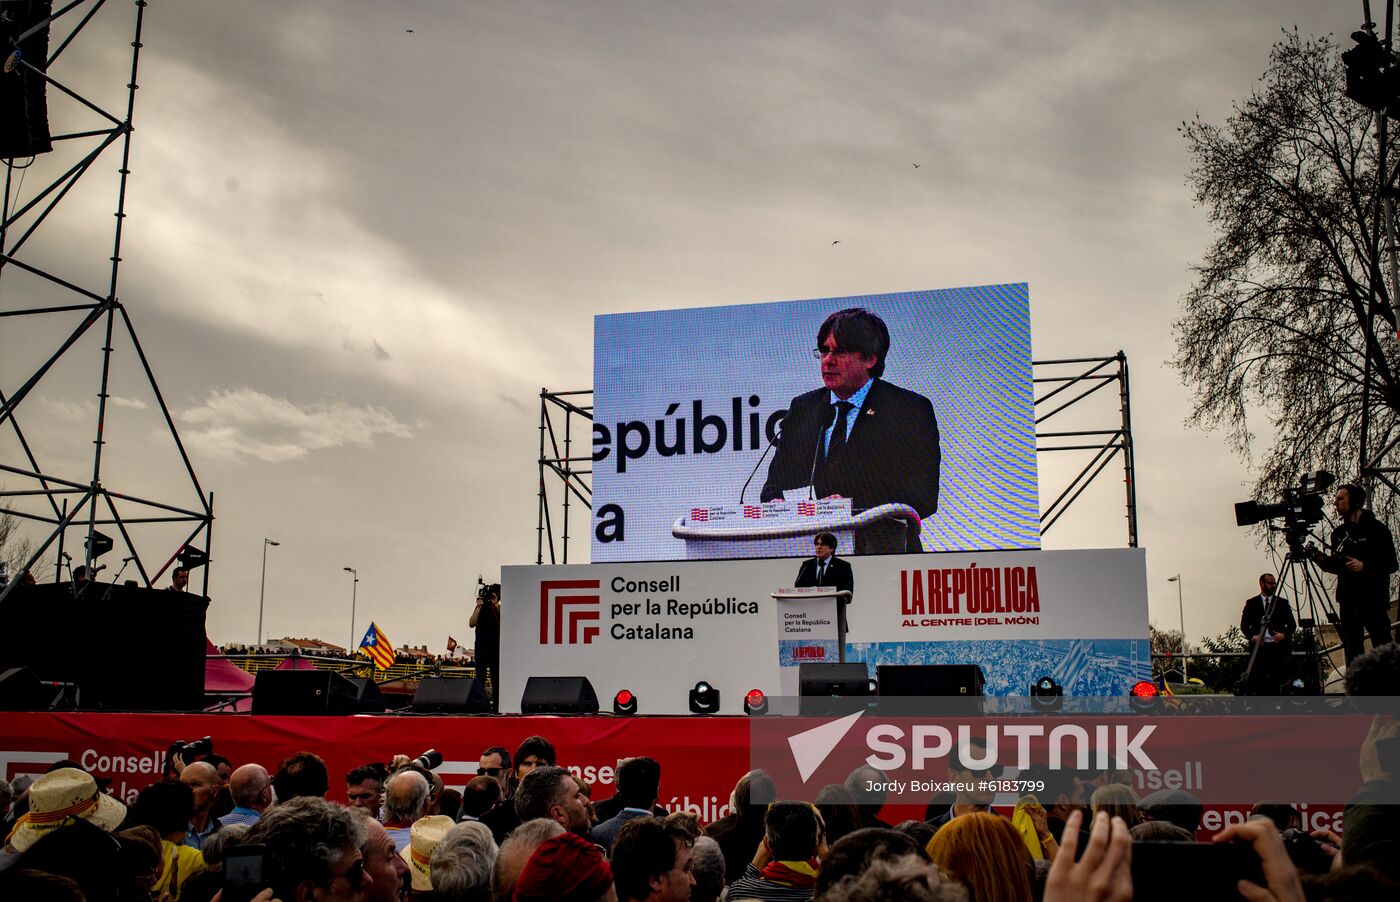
{"left": 0, "top": 1, "right": 1352, "bottom": 654}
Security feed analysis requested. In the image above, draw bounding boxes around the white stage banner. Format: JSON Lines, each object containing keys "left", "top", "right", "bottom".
{"left": 501, "top": 548, "right": 1149, "bottom": 714}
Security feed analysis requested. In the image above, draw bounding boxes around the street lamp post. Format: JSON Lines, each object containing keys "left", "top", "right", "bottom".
{"left": 344, "top": 567, "right": 359, "bottom": 651}
{"left": 1167, "top": 574, "right": 1187, "bottom": 681}
{"left": 258, "top": 538, "right": 280, "bottom": 645}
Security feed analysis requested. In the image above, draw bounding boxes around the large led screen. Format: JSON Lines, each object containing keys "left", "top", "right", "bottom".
{"left": 591, "top": 284, "right": 1037, "bottom": 561}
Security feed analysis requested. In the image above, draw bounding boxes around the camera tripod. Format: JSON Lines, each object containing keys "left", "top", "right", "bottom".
{"left": 1240, "top": 538, "right": 1342, "bottom": 695}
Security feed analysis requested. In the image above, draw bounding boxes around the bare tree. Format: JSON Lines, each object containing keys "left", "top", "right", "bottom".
{"left": 0, "top": 502, "right": 42, "bottom": 580}
{"left": 1149, "top": 623, "right": 1186, "bottom": 681}
{"left": 1174, "top": 29, "right": 1400, "bottom": 517}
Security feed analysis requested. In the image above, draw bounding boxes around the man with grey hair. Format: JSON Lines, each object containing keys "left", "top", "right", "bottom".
{"left": 493, "top": 817, "right": 565, "bottom": 902}
{"left": 384, "top": 769, "right": 430, "bottom": 853}
{"left": 690, "top": 835, "right": 726, "bottom": 902}
{"left": 244, "top": 796, "right": 370, "bottom": 901}
{"left": 2, "top": 774, "right": 34, "bottom": 834}
{"left": 514, "top": 765, "right": 592, "bottom": 839}
{"left": 430, "top": 820, "right": 498, "bottom": 902}
{"left": 362, "top": 817, "right": 411, "bottom": 902}
{"left": 199, "top": 823, "right": 249, "bottom": 869}
{"left": 222, "top": 763, "right": 273, "bottom": 827}
{"left": 0, "top": 778, "right": 12, "bottom": 824}
{"left": 843, "top": 766, "right": 891, "bottom": 830}
{"left": 817, "top": 854, "right": 966, "bottom": 902}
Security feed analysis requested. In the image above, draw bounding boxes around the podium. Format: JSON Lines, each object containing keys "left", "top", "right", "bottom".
{"left": 672, "top": 502, "right": 921, "bottom": 559}
{"left": 771, "top": 586, "right": 853, "bottom": 696}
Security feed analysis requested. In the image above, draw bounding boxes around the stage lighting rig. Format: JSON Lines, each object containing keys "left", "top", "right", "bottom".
{"left": 1129, "top": 679, "right": 1161, "bottom": 711}
{"left": 744, "top": 688, "right": 768, "bottom": 716}
{"left": 613, "top": 689, "right": 638, "bottom": 716}
{"left": 1030, "top": 676, "right": 1063, "bottom": 711}
{"left": 688, "top": 681, "right": 720, "bottom": 715}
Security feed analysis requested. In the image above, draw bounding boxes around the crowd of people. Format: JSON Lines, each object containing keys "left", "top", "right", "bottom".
{"left": 0, "top": 644, "right": 1396, "bottom": 901}
{"left": 216, "top": 645, "right": 469, "bottom": 667}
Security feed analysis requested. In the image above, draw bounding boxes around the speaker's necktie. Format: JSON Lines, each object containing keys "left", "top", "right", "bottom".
{"left": 826, "top": 401, "right": 854, "bottom": 465}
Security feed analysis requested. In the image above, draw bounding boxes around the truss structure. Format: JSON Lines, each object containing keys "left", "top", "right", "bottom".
{"left": 1034, "top": 353, "right": 1137, "bottom": 546}
{"left": 0, "top": 0, "right": 213, "bottom": 603}
{"left": 1356, "top": 6, "right": 1400, "bottom": 500}
{"left": 536, "top": 353, "right": 1137, "bottom": 564}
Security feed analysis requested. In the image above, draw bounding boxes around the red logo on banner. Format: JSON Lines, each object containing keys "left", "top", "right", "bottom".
{"left": 793, "top": 645, "right": 826, "bottom": 660}
{"left": 539, "top": 580, "right": 602, "bottom": 645}
{"left": 744, "top": 506, "right": 761, "bottom": 518}
{"left": 797, "top": 502, "right": 816, "bottom": 516}
{"left": 691, "top": 508, "right": 709, "bottom": 522}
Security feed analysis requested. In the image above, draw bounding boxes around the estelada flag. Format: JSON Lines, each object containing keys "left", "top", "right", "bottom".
{"left": 446, "top": 636, "right": 458, "bottom": 653}
{"left": 358, "top": 622, "right": 395, "bottom": 670}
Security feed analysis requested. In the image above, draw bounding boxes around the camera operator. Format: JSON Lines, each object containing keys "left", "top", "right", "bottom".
{"left": 1314, "top": 483, "right": 1398, "bottom": 663}
{"left": 1240, "top": 573, "right": 1295, "bottom": 695}
{"left": 470, "top": 581, "right": 501, "bottom": 712}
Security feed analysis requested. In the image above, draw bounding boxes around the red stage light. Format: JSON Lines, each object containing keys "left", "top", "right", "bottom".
{"left": 613, "top": 689, "right": 638, "bottom": 715}
{"left": 1130, "top": 680, "right": 1158, "bottom": 698}
{"left": 744, "top": 688, "right": 768, "bottom": 715}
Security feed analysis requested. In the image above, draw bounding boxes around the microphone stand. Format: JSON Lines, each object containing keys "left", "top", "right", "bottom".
{"left": 739, "top": 424, "right": 782, "bottom": 504}
{"left": 99, "top": 558, "right": 136, "bottom": 605}
{"left": 808, "top": 404, "right": 837, "bottom": 500}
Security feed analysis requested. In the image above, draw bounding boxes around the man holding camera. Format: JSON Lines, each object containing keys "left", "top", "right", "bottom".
{"left": 1239, "top": 573, "right": 1295, "bottom": 695}
{"left": 470, "top": 582, "right": 501, "bottom": 712}
{"left": 1315, "top": 484, "right": 1398, "bottom": 663}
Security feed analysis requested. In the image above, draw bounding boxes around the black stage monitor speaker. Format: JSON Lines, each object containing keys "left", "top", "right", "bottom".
{"left": 0, "top": 666, "right": 48, "bottom": 710}
{"left": 877, "top": 664, "right": 985, "bottom": 697}
{"left": 412, "top": 677, "right": 490, "bottom": 714}
{"left": 345, "top": 677, "right": 388, "bottom": 713}
{"left": 520, "top": 676, "right": 599, "bottom": 714}
{"left": 798, "top": 663, "right": 872, "bottom": 697}
{"left": 252, "top": 670, "right": 359, "bottom": 716}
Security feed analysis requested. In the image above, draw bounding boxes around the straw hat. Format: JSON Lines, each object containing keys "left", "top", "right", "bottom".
{"left": 399, "top": 815, "right": 454, "bottom": 891}
{"left": 6, "top": 769, "right": 127, "bottom": 852}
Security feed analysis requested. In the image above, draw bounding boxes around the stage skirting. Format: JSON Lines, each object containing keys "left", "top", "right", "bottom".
{"left": 502, "top": 548, "right": 1151, "bottom": 714}
{"left": 0, "top": 712, "right": 749, "bottom": 818}
{"left": 0, "top": 710, "right": 1357, "bottom": 838}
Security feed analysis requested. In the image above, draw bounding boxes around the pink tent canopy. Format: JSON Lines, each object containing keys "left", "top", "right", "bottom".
{"left": 204, "top": 638, "right": 254, "bottom": 692}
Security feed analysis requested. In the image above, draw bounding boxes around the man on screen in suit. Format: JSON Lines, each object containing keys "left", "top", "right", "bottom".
{"left": 1239, "top": 572, "right": 1296, "bottom": 695}
{"left": 761, "top": 307, "right": 940, "bottom": 554}
{"left": 794, "top": 532, "right": 854, "bottom": 594}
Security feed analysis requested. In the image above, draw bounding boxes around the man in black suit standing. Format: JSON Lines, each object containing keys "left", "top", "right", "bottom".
{"left": 1240, "top": 572, "right": 1296, "bottom": 695}
{"left": 794, "top": 532, "right": 854, "bottom": 594}
{"left": 760, "top": 308, "right": 940, "bottom": 555}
